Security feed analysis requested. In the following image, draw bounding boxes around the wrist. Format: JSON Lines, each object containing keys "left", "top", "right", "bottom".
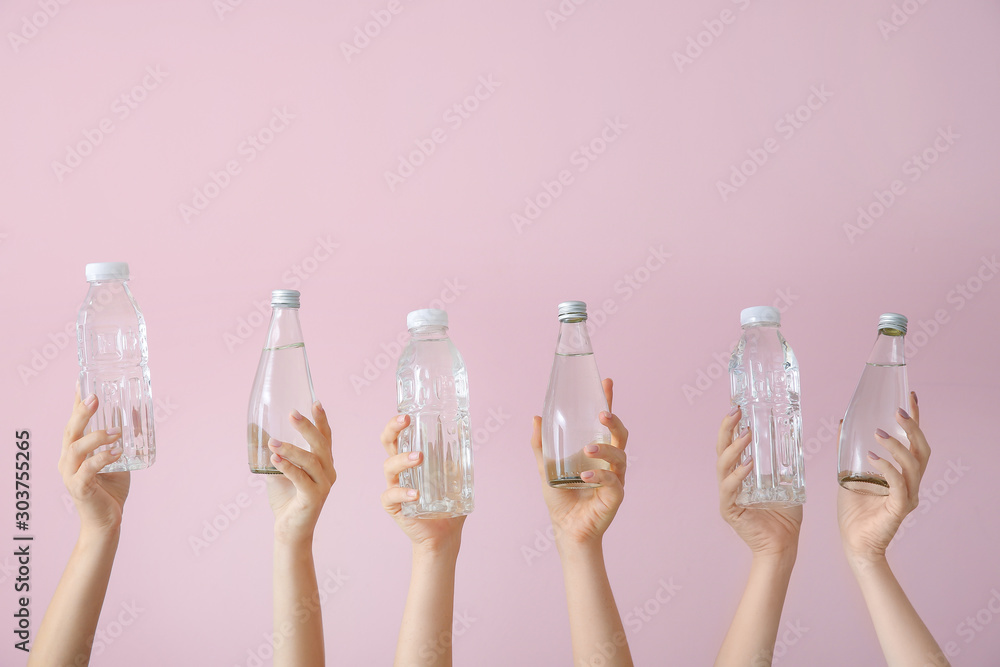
{"left": 79, "top": 522, "right": 121, "bottom": 545}
{"left": 751, "top": 545, "right": 798, "bottom": 570}
{"left": 846, "top": 549, "right": 890, "bottom": 578}
{"left": 412, "top": 537, "right": 462, "bottom": 563}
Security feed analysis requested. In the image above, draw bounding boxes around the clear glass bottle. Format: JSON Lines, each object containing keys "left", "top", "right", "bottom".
{"left": 838, "top": 313, "right": 910, "bottom": 495}
{"left": 396, "top": 309, "right": 474, "bottom": 518}
{"left": 542, "top": 301, "right": 612, "bottom": 488}
{"left": 729, "top": 306, "right": 805, "bottom": 507}
{"left": 77, "top": 262, "right": 156, "bottom": 473}
{"left": 247, "top": 290, "right": 316, "bottom": 474}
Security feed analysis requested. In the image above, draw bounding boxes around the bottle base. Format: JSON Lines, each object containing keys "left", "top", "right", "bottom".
{"left": 250, "top": 467, "right": 282, "bottom": 475}
{"left": 736, "top": 487, "right": 805, "bottom": 508}
{"left": 402, "top": 500, "right": 473, "bottom": 519}
{"left": 839, "top": 473, "right": 890, "bottom": 496}
{"left": 99, "top": 457, "right": 153, "bottom": 474}
{"left": 548, "top": 476, "right": 600, "bottom": 489}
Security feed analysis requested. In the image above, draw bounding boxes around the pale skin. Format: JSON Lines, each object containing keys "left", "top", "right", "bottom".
{"left": 265, "top": 402, "right": 336, "bottom": 667}
{"left": 838, "top": 392, "right": 950, "bottom": 667}
{"left": 531, "top": 378, "right": 634, "bottom": 667}
{"left": 30, "top": 390, "right": 130, "bottom": 667}
{"left": 381, "top": 414, "right": 466, "bottom": 667}
{"left": 714, "top": 405, "right": 802, "bottom": 667}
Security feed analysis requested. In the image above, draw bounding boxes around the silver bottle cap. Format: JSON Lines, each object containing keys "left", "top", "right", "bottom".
{"left": 878, "top": 312, "right": 908, "bottom": 335}
{"left": 85, "top": 262, "right": 129, "bottom": 282}
{"left": 557, "top": 301, "right": 588, "bottom": 322}
{"left": 271, "top": 290, "right": 301, "bottom": 308}
{"left": 740, "top": 306, "right": 780, "bottom": 326}
{"left": 407, "top": 309, "right": 448, "bottom": 329}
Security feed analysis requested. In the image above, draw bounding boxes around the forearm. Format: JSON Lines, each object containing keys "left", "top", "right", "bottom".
{"left": 395, "top": 545, "right": 459, "bottom": 667}
{"left": 273, "top": 538, "right": 324, "bottom": 667}
{"left": 557, "top": 539, "right": 633, "bottom": 667}
{"left": 29, "top": 527, "right": 120, "bottom": 667}
{"left": 850, "top": 556, "right": 948, "bottom": 667}
{"left": 715, "top": 550, "right": 796, "bottom": 667}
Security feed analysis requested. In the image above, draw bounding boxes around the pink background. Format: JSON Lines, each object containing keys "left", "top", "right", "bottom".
{"left": 3, "top": 0, "right": 999, "bottom": 665}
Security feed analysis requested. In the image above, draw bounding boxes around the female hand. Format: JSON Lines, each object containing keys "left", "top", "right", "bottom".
{"left": 531, "top": 378, "right": 628, "bottom": 546}
{"left": 266, "top": 402, "right": 336, "bottom": 546}
{"left": 59, "top": 389, "right": 130, "bottom": 534}
{"left": 838, "top": 391, "right": 929, "bottom": 566}
{"left": 380, "top": 415, "right": 466, "bottom": 556}
{"left": 716, "top": 407, "right": 802, "bottom": 559}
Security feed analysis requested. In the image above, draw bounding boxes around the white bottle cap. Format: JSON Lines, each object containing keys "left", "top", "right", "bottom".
{"left": 85, "top": 262, "right": 129, "bottom": 281}
{"left": 407, "top": 309, "right": 448, "bottom": 329}
{"left": 740, "top": 306, "right": 780, "bottom": 326}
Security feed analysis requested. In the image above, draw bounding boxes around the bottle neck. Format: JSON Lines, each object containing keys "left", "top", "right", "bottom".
{"left": 265, "top": 307, "right": 305, "bottom": 348}
{"left": 867, "top": 330, "right": 906, "bottom": 365}
{"left": 555, "top": 320, "right": 594, "bottom": 355}
{"left": 408, "top": 325, "right": 448, "bottom": 340}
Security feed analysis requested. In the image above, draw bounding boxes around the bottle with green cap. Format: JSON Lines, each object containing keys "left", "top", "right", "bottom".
{"left": 838, "top": 313, "right": 910, "bottom": 495}
{"left": 247, "top": 290, "right": 316, "bottom": 474}
{"left": 77, "top": 262, "right": 156, "bottom": 472}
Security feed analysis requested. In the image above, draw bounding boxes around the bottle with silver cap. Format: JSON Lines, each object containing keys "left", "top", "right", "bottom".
{"left": 729, "top": 306, "right": 805, "bottom": 507}
{"left": 77, "top": 262, "right": 156, "bottom": 472}
{"left": 541, "top": 301, "right": 612, "bottom": 488}
{"left": 838, "top": 313, "right": 910, "bottom": 495}
{"left": 247, "top": 290, "right": 317, "bottom": 474}
{"left": 395, "top": 309, "right": 474, "bottom": 518}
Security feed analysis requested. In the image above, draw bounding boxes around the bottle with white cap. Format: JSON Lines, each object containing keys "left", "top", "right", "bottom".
{"left": 77, "top": 262, "right": 156, "bottom": 472}
{"left": 728, "top": 306, "right": 805, "bottom": 507}
{"left": 838, "top": 313, "right": 910, "bottom": 495}
{"left": 247, "top": 290, "right": 317, "bottom": 474}
{"left": 541, "top": 301, "right": 612, "bottom": 488}
{"left": 395, "top": 309, "right": 474, "bottom": 518}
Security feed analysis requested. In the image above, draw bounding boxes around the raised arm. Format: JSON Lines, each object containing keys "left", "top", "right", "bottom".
{"left": 380, "top": 415, "right": 466, "bottom": 667}
{"left": 714, "top": 406, "right": 802, "bottom": 667}
{"left": 837, "top": 392, "right": 949, "bottom": 667}
{"left": 531, "top": 378, "right": 633, "bottom": 667}
{"left": 30, "top": 390, "right": 130, "bottom": 667}
{"left": 266, "top": 402, "right": 336, "bottom": 667}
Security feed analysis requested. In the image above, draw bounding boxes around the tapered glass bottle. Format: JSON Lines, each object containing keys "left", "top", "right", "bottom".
{"left": 542, "top": 301, "right": 612, "bottom": 488}
{"left": 396, "top": 309, "right": 474, "bottom": 518}
{"left": 247, "top": 290, "right": 316, "bottom": 474}
{"left": 838, "top": 313, "right": 910, "bottom": 495}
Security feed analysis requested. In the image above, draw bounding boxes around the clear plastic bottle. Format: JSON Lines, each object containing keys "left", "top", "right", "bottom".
{"left": 247, "top": 290, "right": 316, "bottom": 474}
{"left": 728, "top": 306, "right": 805, "bottom": 507}
{"left": 395, "top": 309, "right": 474, "bottom": 518}
{"left": 77, "top": 262, "right": 156, "bottom": 473}
{"left": 838, "top": 313, "right": 909, "bottom": 496}
{"left": 542, "top": 301, "right": 612, "bottom": 488}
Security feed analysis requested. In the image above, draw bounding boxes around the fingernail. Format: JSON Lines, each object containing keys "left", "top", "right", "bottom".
{"left": 110, "top": 443, "right": 122, "bottom": 455}
{"left": 106, "top": 426, "right": 121, "bottom": 437}
{"left": 314, "top": 400, "right": 324, "bottom": 412}
{"left": 600, "top": 411, "right": 611, "bottom": 420}
{"left": 396, "top": 415, "right": 407, "bottom": 424}
{"left": 911, "top": 391, "right": 918, "bottom": 405}
{"left": 271, "top": 453, "right": 282, "bottom": 463}
{"left": 744, "top": 455, "right": 753, "bottom": 467}
{"left": 875, "top": 428, "right": 890, "bottom": 439}
{"left": 728, "top": 405, "right": 739, "bottom": 416}
{"left": 84, "top": 394, "right": 97, "bottom": 408}
{"left": 408, "top": 451, "right": 420, "bottom": 461}
{"left": 581, "top": 471, "right": 595, "bottom": 480}
{"left": 291, "top": 410, "right": 304, "bottom": 421}
{"left": 897, "top": 408, "right": 911, "bottom": 420}
{"left": 584, "top": 444, "right": 599, "bottom": 454}
{"left": 268, "top": 438, "right": 280, "bottom": 449}
{"left": 868, "top": 450, "right": 880, "bottom": 461}
{"left": 406, "top": 489, "right": 417, "bottom": 498}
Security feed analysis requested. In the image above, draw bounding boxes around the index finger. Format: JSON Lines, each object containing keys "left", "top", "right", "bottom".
{"left": 600, "top": 411, "right": 628, "bottom": 451}
{"left": 716, "top": 407, "right": 740, "bottom": 457}
{"left": 380, "top": 414, "right": 408, "bottom": 456}
{"left": 63, "top": 390, "right": 98, "bottom": 451}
